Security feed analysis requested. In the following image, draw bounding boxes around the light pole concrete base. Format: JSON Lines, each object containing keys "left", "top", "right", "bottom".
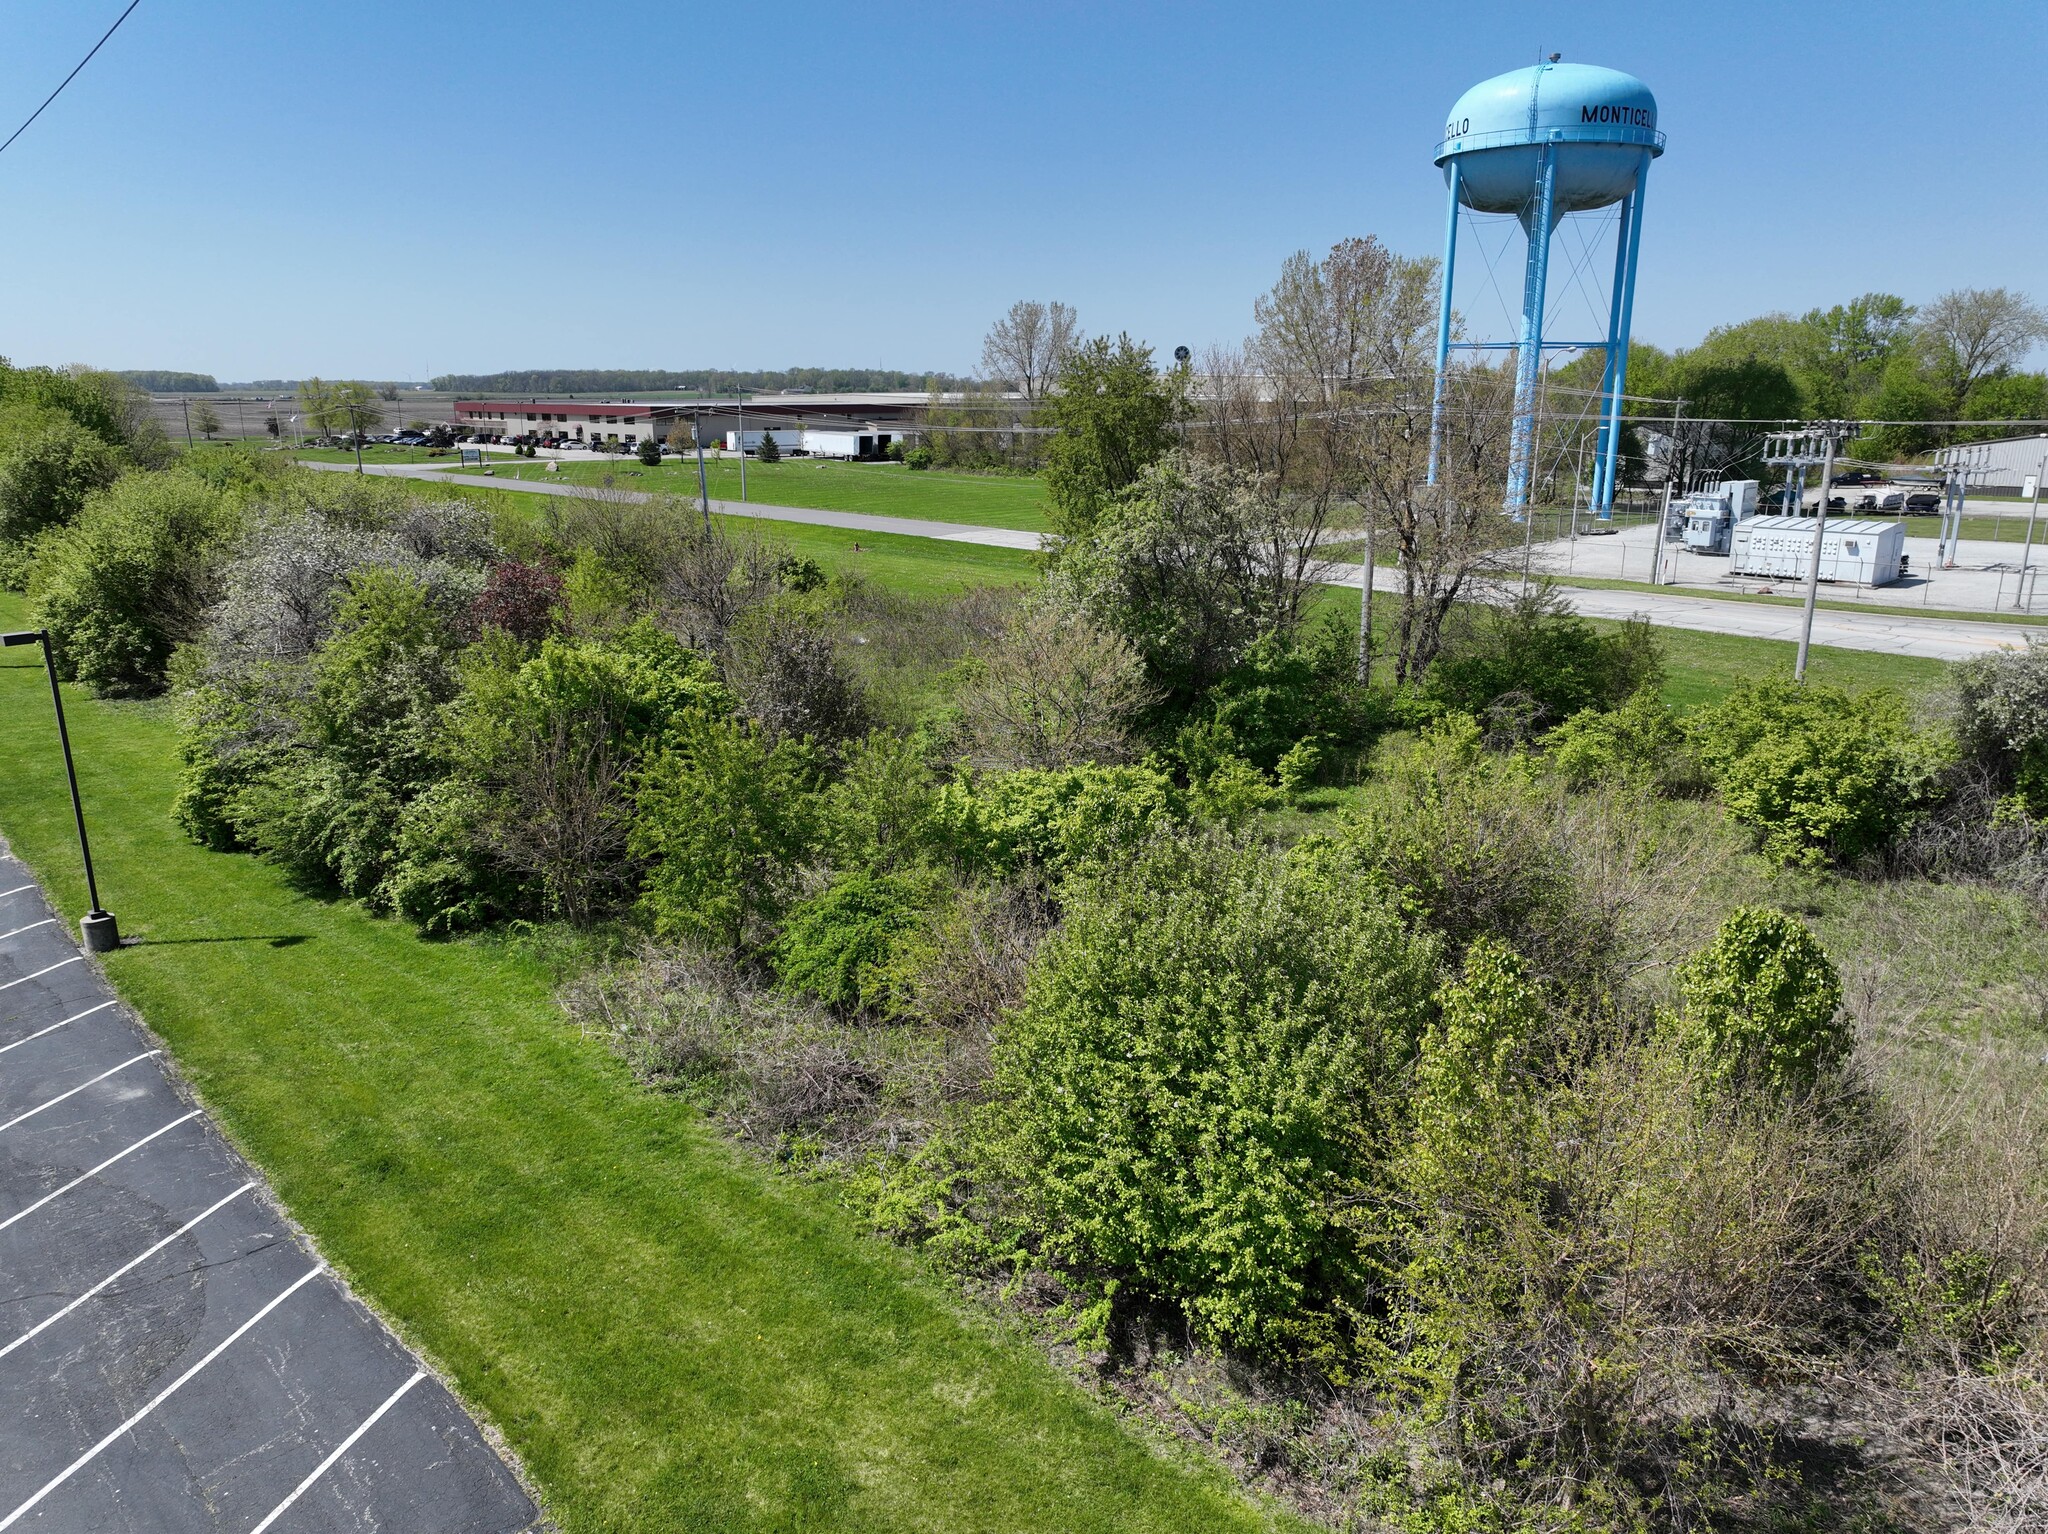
{"left": 80, "top": 910, "right": 119, "bottom": 953}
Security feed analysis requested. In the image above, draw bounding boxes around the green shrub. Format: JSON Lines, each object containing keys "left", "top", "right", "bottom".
{"left": 903, "top": 444, "right": 935, "bottom": 470}
{"left": 631, "top": 709, "right": 825, "bottom": 952}
{"left": 1686, "top": 676, "right": 1949, "bottom": 866}
{"left": 379, "top": 776, "right": 511, "bottom": 935}
{"left": 757, "top": 431, "right": 783, "bottom": 464}
{"left": 1674, "top": 905, "right": 1847, "bottom": 1099}
{"left": 637, "top": 438, "right": 661, "bottom": 466}
{"left": 1188, "top": 755, "right": 1276, "bottom": 827}
{"left": 30, "top": 469, "right": 237, "bottom": 695}
{"left": 0, "top": 416, "right": 122, "bottom": 581}
{"left": 1276, "top": 737, "right": 1324, "bottom": 801}
{"left": 772, "top": 869, "right": 943, "bottom": 1013}
{"left": 1544, "top": 688, "right": 1690, "bottom": 789}
{"left": 1425, "top": 585, "right": 1663, "bottom": 730}
{"left": 1948, "top": 637, "right": 2048, "bottom": 816}
{"left": 928, "top": 762, "right": 1185, "bottom": 879}
{"left": 990, "top": 832, "right": 1439, "bottom": 1356}
{"left": 1338, "top": 718, "right": 1611, "bottom": 994}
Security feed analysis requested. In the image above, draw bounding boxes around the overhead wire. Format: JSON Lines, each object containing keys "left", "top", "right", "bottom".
{"left": 0, "top": 0, "right": 144, "bottom": 161}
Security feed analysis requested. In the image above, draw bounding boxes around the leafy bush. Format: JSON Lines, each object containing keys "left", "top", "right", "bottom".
{"left": 772, "top": 869, "right": 942, "bottom": 1014}
{"left": 1544, "top": 688, "right": 1693, "bottom": 790}
{"left": 467, "top": 557, "right": 564, "bottom": 644}
{"left": 955, "top": 601, "right": 1153, "bottom": 770}
{"left": 903, "top": 444, "right": 935, "bottom": 470}
{"left": 1674, "top": 905, "right": 1847, "bottom": 1099}
{"left": 1187, "top": 755, "right": 1276, "bottom": 827}
{"left": 929, "top": 762, "right": 1186, "bottom": 879}
{"left": 31, "top": 469, "right": 237, "bottom": 695}
{"left": 0, "top": 415, "right": 123, "bottom": 581}
{"left": 719, "top": 597, "right": 871, "bottom": 746}
{"left": 989, "top": 832, "right": 1439, "bottom": 1355}
{"left": 1424, "top": 584, "right": 1662, "bottom": 732}
{"left": 1275, "top": 737, "right": 1324, "bottom": 801}
{"left": 631, "top": 709, "right": 825, "bottom": 952}
{"left": 1687, "top": 676, "right": 1949, "bottom": 866}
{"left": 1203, "top": 622, "right": 1373, "bottom": 770}
{"left": 637, "top": 437, "right": 661, "bottom": 466}
{"left": 1948, "top": 636, "right": 2048, "bottom": 816}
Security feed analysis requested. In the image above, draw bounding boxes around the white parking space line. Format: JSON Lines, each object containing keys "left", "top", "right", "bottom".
{"left": 0, "top": 955, "right": 82, "bottom": 993}
{"left": 0, "top": 1110, "right": 202, "bottom": 1235}
{"left": 0, "top": 999, "right": 116, "bottom": 1057}
{"left": 0, "top": 1182, "right": 258, "bottom": 1361}
{"left": 245, "top": 1370, "right": 428, "bottom": 1534}
{"left": 0, "top": 920, "right": 55, "bottom": 945}
{"left": 0, "top": 1050, "right": 158, "bottom": 1136}
{"left": 0, "top": 1262, "right": 323, "bottom": 1530}
{"left": 0, "top": 886, "right": 34, "bottom": 902}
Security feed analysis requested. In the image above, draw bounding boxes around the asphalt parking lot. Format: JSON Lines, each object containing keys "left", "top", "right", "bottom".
{"left": 0, "top": 852, "right": 536, "bottom": 1533}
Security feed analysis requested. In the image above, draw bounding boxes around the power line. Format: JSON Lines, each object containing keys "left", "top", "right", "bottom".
{"left": 0, "top": 0, "right": 144, "bottom": 161}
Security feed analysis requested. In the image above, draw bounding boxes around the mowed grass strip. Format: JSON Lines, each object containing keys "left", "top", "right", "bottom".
{"left": 0, "top": 593, "right": 1284, "bottom": 1533}
{"left": 449, "top": 455, "right": 1054, "bottom": 533}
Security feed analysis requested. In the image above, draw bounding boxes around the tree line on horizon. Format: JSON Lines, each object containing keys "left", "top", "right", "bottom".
{"left": 427, "top": 367, "right": 972, "bottom": 396}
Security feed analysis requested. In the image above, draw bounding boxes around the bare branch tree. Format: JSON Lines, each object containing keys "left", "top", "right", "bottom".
{"left": 980, "top": 299, "right": 1083, "bottom": 401}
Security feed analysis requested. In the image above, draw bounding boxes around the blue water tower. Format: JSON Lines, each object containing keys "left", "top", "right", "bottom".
{"left": 1426, "top": 60, "right": 1663, "bottom": 516}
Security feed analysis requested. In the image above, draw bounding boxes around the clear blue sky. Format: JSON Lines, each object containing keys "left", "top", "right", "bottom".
{"left": 0, "top": 0, "right": 2041, "bottom": 382}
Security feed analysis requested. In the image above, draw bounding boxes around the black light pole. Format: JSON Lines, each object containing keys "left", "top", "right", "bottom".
{"left": 3, "top": 629, "right": 118, "bottom": 952}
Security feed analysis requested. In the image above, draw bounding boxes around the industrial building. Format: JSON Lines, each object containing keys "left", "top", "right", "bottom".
{"left": 454, "top": 393, "right": 925, "bottom": 456}
{"left": 1730, "top": 517, "right": 1906, "bottom": 586}
{"left": 1938, "top": 432, "right": 2048, "bottom": 495}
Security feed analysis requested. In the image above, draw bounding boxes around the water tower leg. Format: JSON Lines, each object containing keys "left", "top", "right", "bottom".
{"left": 1505, "top": 144, "right": 1557, "bottom": 518}
{"left": 1426, "top": 162, "right": 1461, "bottom": 488}
{"left": 1596, "top": 155, "right": 1650, "bottom": 520}
{"left": 1591, "top": 186, "right": 1635, "bottom": 512}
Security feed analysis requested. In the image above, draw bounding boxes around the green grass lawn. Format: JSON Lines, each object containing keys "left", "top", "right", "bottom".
{"left": 0, "top": 597, "right": 1284, "bottom": 1533}
{"left": 1306, "top": 583, "right": 1948, "bottom": 713}
{"left": 453, "top": 456, "right": 1052, "bottom": 533}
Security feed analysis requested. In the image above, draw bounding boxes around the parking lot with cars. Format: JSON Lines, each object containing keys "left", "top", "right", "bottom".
{"left": 0, "top": 855, "right": 536, "bottom": 1534}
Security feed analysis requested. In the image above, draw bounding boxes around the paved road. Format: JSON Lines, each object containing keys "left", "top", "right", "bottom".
{"left": 309, "top": 460, "right": 2040, "bottom": 661}
{"left": 0, "top": 851, "right": 537, "bottom": 1534}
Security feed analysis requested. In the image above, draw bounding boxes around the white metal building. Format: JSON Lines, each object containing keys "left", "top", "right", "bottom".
{"left": 1935, "top": 433, "right": 2048, "bottom": 494}
{"left": 1729, "top": 516, "right": 1906, "bottom": 586}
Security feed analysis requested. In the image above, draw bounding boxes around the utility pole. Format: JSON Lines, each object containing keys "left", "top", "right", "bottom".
{"left": 691, "top": 407, "right": 711, "bottom": 532}
{"left": 1765, "top": 424, "right": 1854, "bottom": 684}
{"left": 180, "top": 395, "right": 193, "bottom": 450}
{"left": 2017, "top": 455, "right": 2044, "bottom": 611}
{"left": 736, "top": 387, "right": 747, "bottom": 502}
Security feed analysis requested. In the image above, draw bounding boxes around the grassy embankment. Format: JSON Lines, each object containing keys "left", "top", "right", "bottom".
{"left": 0, "top": 577, "right": 1286, "bottom": 1534}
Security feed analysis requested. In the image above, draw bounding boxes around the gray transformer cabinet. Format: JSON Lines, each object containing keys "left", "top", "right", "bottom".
{"left": 1679, "top": 480, "right": 1759, "bottom": 554}
{"left": 1729, "top": 516, "right": 1906, "bottom": 586}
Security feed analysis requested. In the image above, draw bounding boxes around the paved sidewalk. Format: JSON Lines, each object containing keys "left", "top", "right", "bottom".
{"left": 0, "top": 850, "right": 536, "bottom": 1534}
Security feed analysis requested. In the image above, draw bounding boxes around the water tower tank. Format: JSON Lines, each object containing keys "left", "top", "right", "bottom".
{"left": 1426, "top": 60, "right": 1664, "bottom": 516}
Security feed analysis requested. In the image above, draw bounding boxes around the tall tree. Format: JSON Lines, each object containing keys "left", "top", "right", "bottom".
{"left": 191, "top": 402, "right": 222, "bottom": 439}
{"left": 981, "top": 299, "right": 1082, "bottom": 400}
{"left": 1040, "top": 335, "right": 1183, "bottom": 538}
{"left": 1918, "top": 287, "right": 2048, "bottom": 404}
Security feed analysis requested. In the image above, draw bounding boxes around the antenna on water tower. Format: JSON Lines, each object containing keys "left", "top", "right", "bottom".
{"left": 1427, "top": 59, "right": 1664, "bottom": 521}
